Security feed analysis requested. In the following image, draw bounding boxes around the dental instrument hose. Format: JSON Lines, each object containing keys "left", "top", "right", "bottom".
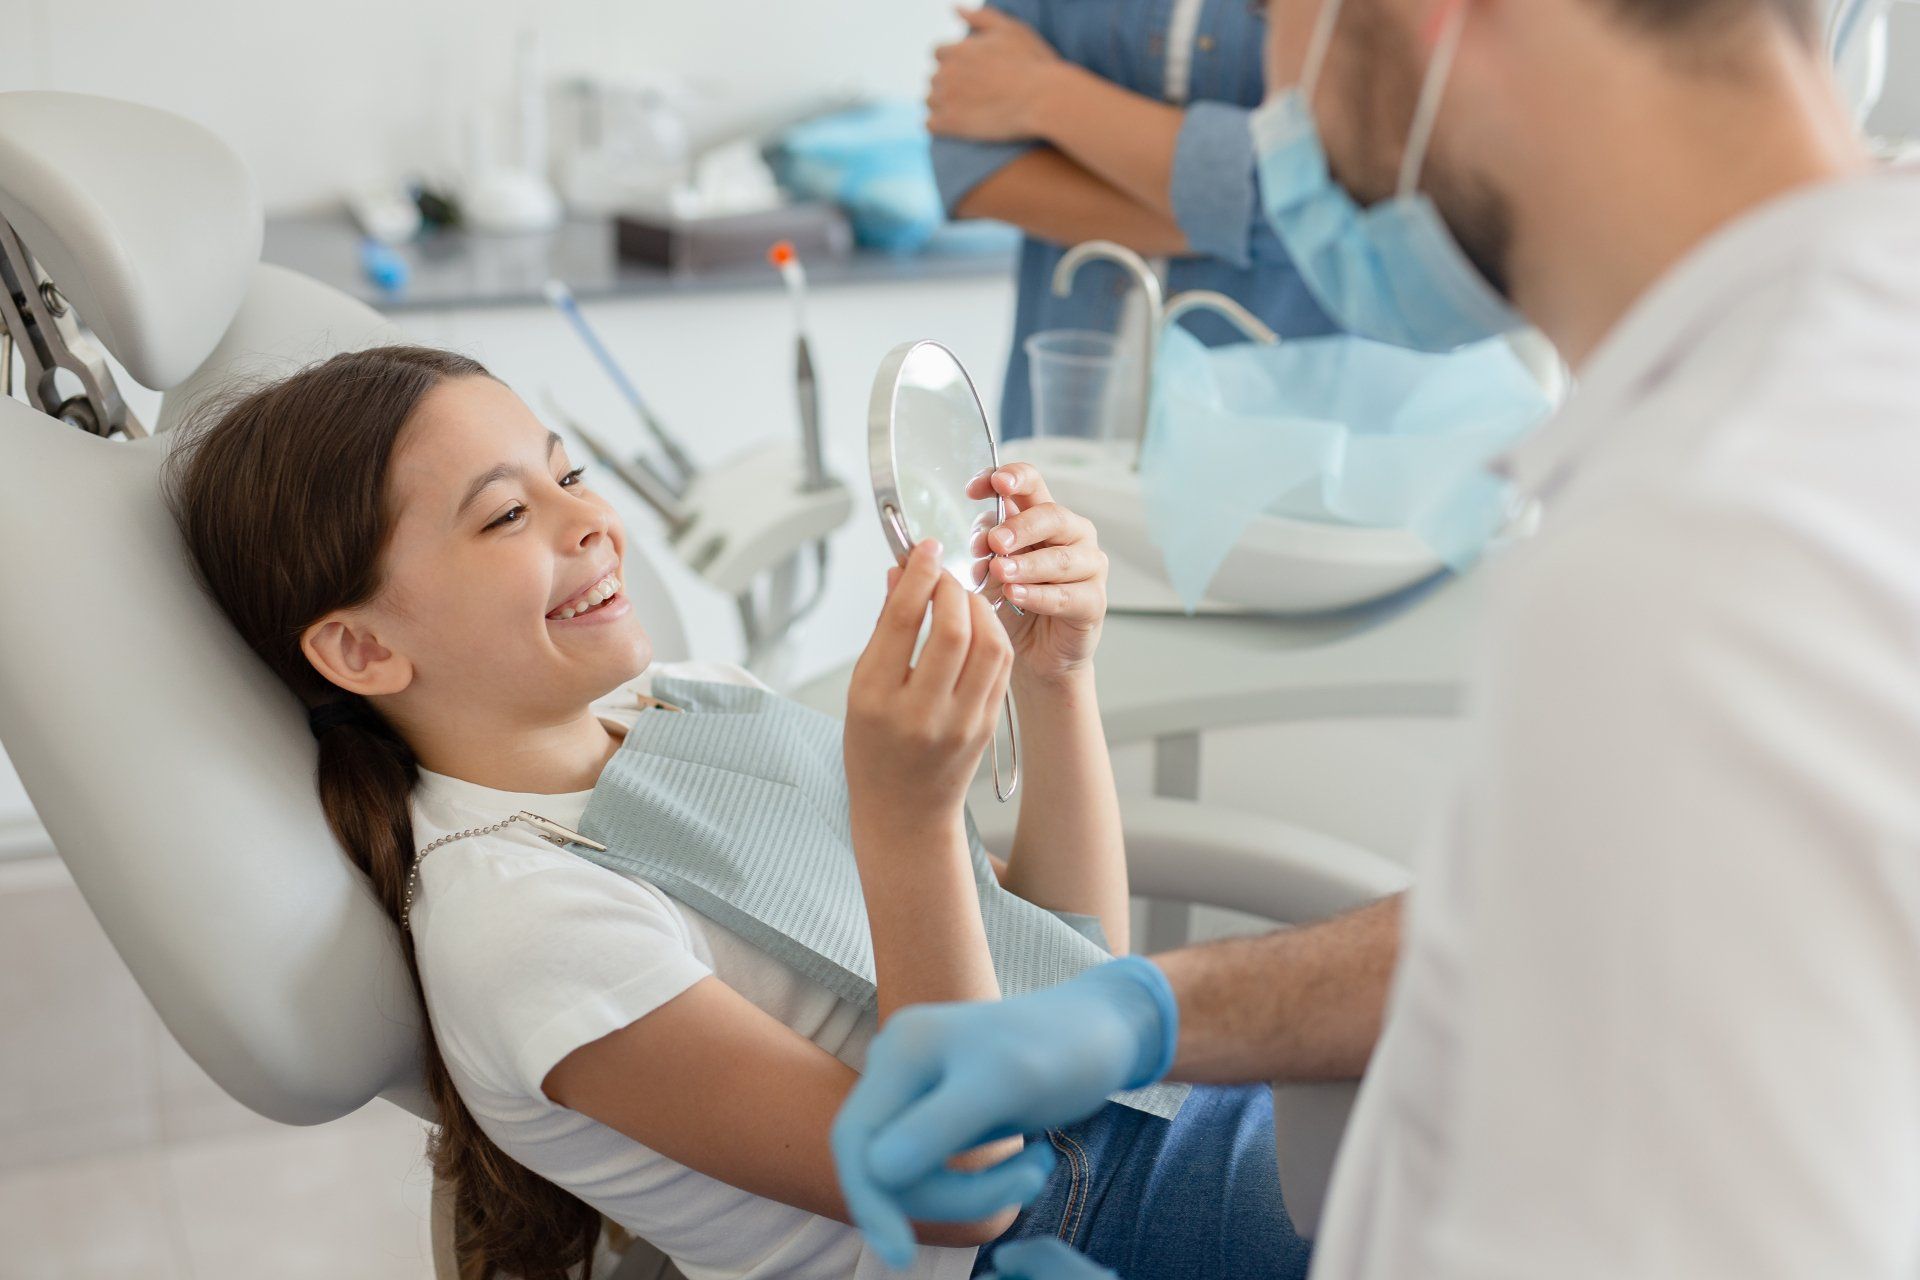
{"left": 542, "top": 279, "right": 698, "bottom": 491}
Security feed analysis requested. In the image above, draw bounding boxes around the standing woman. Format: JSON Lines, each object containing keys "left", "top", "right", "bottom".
{"left": 928, "top": 0, "right": 1337, "bottom": 439}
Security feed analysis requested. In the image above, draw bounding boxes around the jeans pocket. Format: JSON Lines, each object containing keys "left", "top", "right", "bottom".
{"left": 1045, "top": 1128, "right": 1094, "bottom": 1248}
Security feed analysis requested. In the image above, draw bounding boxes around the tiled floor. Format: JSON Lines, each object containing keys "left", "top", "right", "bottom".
{"left": 0, "top": 854, "right": 438, "bottom": 1279}
{"left": 0, "top": 1099, "right": 437, "bottom": 1280}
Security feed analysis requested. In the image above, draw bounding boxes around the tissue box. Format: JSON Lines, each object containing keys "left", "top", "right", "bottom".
{"left": 614, "top": 201, "right": 853, "bottom": 274}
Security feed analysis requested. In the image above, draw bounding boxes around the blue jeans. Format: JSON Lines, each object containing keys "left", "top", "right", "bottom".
{"left": 970, "top": 1084, "right": 1312, "bottom": 1280}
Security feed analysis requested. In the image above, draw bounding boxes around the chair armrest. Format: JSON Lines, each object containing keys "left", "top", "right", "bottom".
{"left": 971, "top": 793, "right": 1411, "bottom": 926}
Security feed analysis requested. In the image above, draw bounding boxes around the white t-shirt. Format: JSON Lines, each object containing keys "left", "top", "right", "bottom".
{"left": 409, "top": 660, "right": 977, "bottom": 1280}
{"left": 1312, "top": 168, "right": 1920, "bottom": 1279}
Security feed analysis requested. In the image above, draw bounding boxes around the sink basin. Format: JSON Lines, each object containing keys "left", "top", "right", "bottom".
{"left": 1003, "top": 437, "right": 1447, "bottom": 617}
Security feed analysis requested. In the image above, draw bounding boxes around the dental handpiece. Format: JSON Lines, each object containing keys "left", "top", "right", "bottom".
{"left": 769, "top": 241, "right": 830, "bottom": 492}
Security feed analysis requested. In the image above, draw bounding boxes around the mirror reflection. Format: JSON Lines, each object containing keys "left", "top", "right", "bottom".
{"left": 889, "top": 343, "right": 1000, "bottom": 591}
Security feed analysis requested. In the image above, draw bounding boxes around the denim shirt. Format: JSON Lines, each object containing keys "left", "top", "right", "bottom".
{"left": 931, "top": 0, "right": 1337, "bottom": 439}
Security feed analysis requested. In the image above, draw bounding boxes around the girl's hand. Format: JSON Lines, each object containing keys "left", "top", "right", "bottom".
{"left": 845, "top": 540, "right": 1015, "bottom": 823}
{"left": 927, "top": 7, "right": 1061, "bottom": 142}
{"left": 968, "top": 463, "right": 1108, "bottom": 686}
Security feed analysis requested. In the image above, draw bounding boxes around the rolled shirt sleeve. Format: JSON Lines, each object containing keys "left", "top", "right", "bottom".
{"left": 927, "top": 0, "right": 1050, "bottom": 219}
{"left": 930, "top": 136, "right": 1041, "bottom": 218}
{"left": 1170, "top": 100, "right": 1259, "bottom": 268}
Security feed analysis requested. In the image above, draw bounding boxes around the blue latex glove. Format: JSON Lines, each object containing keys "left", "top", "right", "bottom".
{"left": 982, "top": 1239, "right": 1121, "bottom": 1279}
{"left": 831, "top": 957, "right": 1179, "bottom": 1270}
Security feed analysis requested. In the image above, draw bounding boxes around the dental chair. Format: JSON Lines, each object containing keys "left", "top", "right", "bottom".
{"left": 0, "top": 89, "right": 1404, "bottom": 1278}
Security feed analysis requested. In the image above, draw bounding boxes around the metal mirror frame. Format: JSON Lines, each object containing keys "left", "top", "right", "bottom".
{"left": 867, "top": 339, "right": 1020, "bottom": 802}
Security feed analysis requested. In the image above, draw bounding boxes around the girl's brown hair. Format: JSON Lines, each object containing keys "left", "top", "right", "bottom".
{"left": 160, "top": 345, "right": 601, "bottom": 1280}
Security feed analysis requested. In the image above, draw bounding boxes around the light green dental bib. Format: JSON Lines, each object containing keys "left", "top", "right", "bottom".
{"left": 566, "top": 675, "right": 1187, "bottom": 1121}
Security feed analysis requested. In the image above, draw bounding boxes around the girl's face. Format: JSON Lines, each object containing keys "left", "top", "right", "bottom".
{"left": 347, "top": 375, "right": 653, "bottom": 724}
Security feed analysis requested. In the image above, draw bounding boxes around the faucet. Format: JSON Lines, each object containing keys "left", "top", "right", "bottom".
{"left": 1050, "top": 240, "right": 1164, "bottom": 450}
{"left": 1158, "top": 291, "right": 1280, "bottom": 346}
{"left": 1052, "top": 243, "right": 1283, "bottom": 469}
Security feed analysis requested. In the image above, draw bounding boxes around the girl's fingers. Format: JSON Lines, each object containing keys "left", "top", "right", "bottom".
{"left": 956, "top": 591, "right": 1013, "bottom": 719}
{"left": 867, "top": 542, "right": 944, "bottom": 680}
{"left": 1000, "top": 581, "right": 1097, "bottom": 619}
{"left": 993, "top": 542, "right": 1102, "bottom": 588}
{"left": 990, "top": 462, "right": 1055, "bottom": 513}
{"left": 989, "top": 503, "right": 1090, "bottom": 558}
{"left": 990, "top": 462, "right": 1052, "bottom": 506}
{"left": 910, "top": 572, "right": 973, "bottom": 693}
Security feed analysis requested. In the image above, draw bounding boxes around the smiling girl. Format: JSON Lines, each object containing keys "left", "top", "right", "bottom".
{"left": 161, "top": 345, "right": 1302, "bottom": 1280}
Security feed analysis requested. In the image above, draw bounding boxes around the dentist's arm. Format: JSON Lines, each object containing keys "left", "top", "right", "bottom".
{"left": 1159, "top": 893, "right": 1401, "bottom": 1082}
{"left": 832, "top": 897, "right": 1403, "bottom": 1267}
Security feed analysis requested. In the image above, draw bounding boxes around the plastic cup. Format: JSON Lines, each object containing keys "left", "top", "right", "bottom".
{"left": 1026, "top": 330, "right": 1132, "bottom": 441}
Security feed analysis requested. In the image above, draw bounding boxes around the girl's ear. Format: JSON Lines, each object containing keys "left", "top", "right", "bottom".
{"left": 300, "top": 612, "right": 413, "bottom": 699}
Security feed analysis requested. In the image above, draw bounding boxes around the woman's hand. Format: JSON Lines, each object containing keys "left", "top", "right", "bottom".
{"left": 970, "top": 463, "right": 1109, "bottom": 686}
{"left": 845, "top": 539, "right": 1015, "bottom": 822}
{"left": 928, "top": 7, "right": 1063, "bottom": 142}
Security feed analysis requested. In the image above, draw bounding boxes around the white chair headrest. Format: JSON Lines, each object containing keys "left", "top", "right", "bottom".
{"left": 0, "top": 91, "right": 260, "bottom": 392}
{"left": 0, "top": 256, "right": 693, "bottom": 1124}
{"left": 0, "top": 396, "right": 425, "bottom": 1123}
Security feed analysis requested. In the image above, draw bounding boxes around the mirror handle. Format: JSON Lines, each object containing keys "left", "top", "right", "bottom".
{"left": 991, "top": 690, "right": 1020, "bottom": 803}
{"left": 881, "top": 503, "right": 914, "bottom": 563}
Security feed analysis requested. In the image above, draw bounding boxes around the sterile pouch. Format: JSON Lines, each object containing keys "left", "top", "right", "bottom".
{"left": 1140, "top": 324, "right": 1552, "bottom": 611}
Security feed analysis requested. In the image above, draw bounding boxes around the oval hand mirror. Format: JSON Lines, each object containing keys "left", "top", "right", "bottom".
{"left": 869, "top": 339, "right": 1020, "bottom": 802}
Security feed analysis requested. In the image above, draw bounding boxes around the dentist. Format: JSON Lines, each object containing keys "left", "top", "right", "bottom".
{"left": 836, "top": 0, "right": 1920, "bottom": 1276}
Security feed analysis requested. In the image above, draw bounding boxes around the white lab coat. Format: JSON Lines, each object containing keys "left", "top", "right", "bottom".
{"left": 1311, "top": 165, "right": 1920, "bottom": 1279}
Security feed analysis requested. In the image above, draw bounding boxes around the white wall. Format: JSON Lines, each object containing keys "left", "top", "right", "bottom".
{"left": 1869, "top": 3, "right": 1920, "bottom": 139}
{"left": 0, "top": 0, "right": 964, "bottom": 214}
{"left": 7, "top": 0, "right": 1917, "bottom": 217}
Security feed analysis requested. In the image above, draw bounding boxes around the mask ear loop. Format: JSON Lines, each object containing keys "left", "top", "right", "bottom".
{"left": 1299, "top": 0, "right": 1348, "bottom": 106}
{"left": 1397, "top": 0, "right": 1470, "bottom": 199}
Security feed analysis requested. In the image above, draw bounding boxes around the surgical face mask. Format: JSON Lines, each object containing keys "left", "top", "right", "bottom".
{"left": 1251, "top": 0, "right": 1526, "bottom": 352}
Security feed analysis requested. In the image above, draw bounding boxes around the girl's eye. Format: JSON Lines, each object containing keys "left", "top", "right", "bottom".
{"left": 484, "top": 468, "right": 589, "bottom": 531}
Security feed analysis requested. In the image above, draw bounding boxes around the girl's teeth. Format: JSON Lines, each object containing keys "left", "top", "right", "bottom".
{"left": 553, "top": 574, "right": 622, "bottom": 620}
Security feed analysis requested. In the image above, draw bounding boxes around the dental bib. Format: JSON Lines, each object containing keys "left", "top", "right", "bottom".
{"left": 559, "top": 675, "right": 1188, "bottom": 1121}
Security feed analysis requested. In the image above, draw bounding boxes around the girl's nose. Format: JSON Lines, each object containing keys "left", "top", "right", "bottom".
{"left": 571, "top": 500, "right": 612, "bottom": 549}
